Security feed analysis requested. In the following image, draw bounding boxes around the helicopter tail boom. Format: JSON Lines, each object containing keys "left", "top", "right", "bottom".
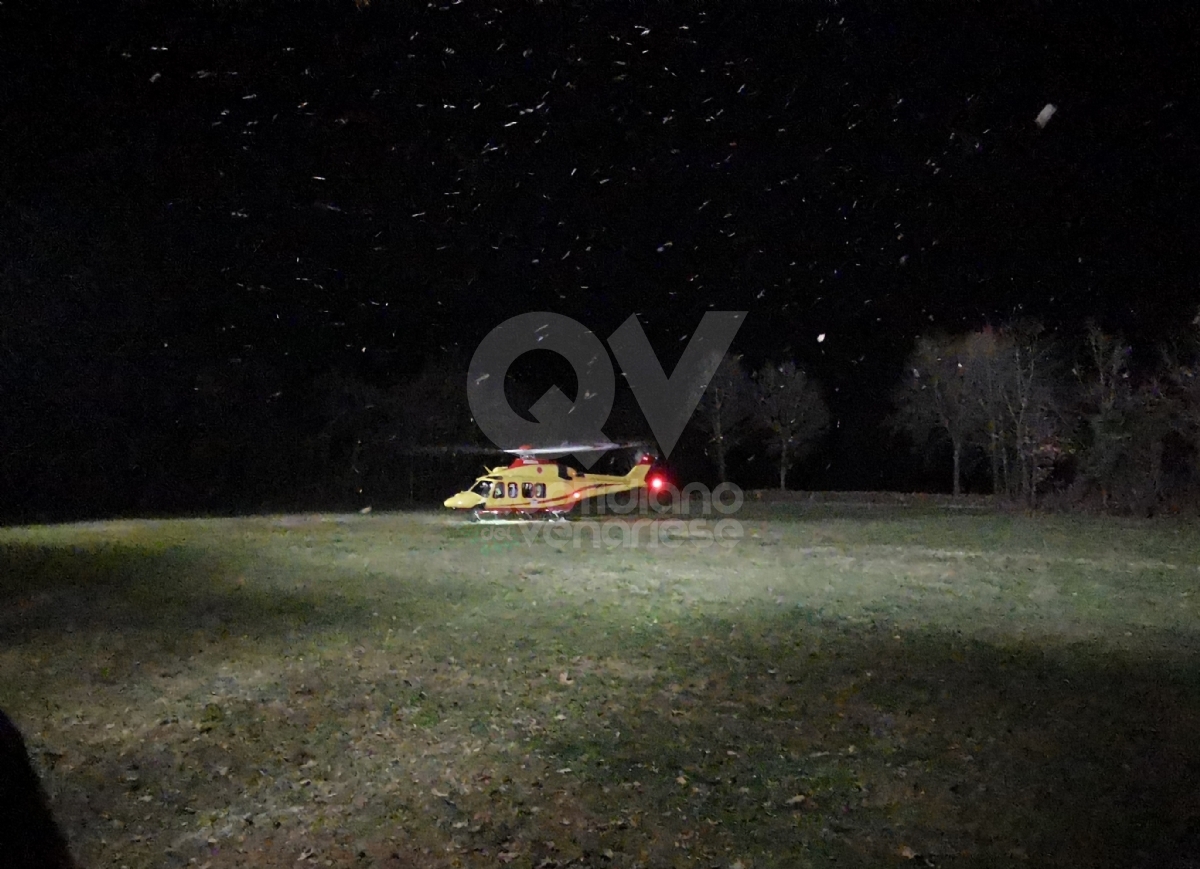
{"left": 623, "top": 453, "right": 656, "bottom": 486}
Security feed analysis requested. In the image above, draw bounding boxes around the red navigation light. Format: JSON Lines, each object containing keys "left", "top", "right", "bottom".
{"left": 649, "top": 476, "right": 664, "bottom": 491}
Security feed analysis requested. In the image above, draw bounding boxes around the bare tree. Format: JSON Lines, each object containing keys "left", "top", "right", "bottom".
{"left": 1076, "top": 320, "right": 1200, "bottom": 512}
{"left": 1160, "top": 306, "right": 1200, "bottom": 462}
{"left": 393, "top": 352, "right": 476, "bottom": 450}
{"left": 889, "top": 335, "right": 983, "bottom": 496}
{"left": 954, "top": 327, "right": 1012, "bottom": 495}
{"left": 695, "top": 353, "right": 754, "bottom": 483}
{"left": 891, "top": 323, "right": 1068, "bottom": 502}
{"left": 310, "top": 371, "right": 389, "bottom": 500}
{"left": 754, "top": 360, "right": 830, "bottom": 490}
{"left": 309, "top": 353, "right": 478, "bottom": 503}
{"left": 391, "top": 353, "right": 478, "bottom": 500}
{"left": 1075, "top": 323, "right": 1140, "bottom": 507}
{"left": 999, "top": 320, "right": 1066, "bottom": 505}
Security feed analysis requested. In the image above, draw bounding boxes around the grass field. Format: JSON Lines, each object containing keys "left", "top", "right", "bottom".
{"left": 3, "top": 504, "right": 1200, "bottom": 868}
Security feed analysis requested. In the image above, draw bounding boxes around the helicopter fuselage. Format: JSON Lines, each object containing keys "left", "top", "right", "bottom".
{"left": 444, "top": 454, "right": 656, "bottom": 515}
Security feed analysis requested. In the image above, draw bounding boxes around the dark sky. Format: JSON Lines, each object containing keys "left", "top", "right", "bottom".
{"left": 2, "top": 0, "right": 1198, "bottom": 513}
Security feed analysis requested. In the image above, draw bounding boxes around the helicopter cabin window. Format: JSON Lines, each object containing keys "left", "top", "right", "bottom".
{"left": 507, "top": 482, "right": 518, "bottom": 498}
{"left": 534, "top": 483, "right": 546, "bottom": 498}
{"left": 521, "top": 482, "right": 534, "bottom": 498}
{"left": 492, "top": 482, "right": 504, "bottom": 499}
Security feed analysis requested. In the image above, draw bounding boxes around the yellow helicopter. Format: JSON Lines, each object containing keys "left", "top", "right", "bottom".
{"left": 443, "top": 443, "right": 664, "bottom": 520}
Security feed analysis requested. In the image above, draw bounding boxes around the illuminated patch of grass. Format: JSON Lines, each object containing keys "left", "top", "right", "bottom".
{"left": 1, "top": 509, "right": 1199, "bottom": 867}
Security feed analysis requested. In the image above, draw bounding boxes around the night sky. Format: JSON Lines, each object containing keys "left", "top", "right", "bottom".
{"left": 2, "top": 0, "right": 1198, "bottom": 518}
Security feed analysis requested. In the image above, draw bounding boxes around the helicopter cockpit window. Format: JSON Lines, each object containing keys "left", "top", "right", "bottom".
{"left": 507, "top": 482, "right": 518, "bottom": 499}
{"left": 472, "top": 481, "right": 493, "bottom": 497}
{"left": 521, "top": 483, "right": 534, "bottom": 498}
{"left": 492, "top": 482, "right": 505, "bottom": 499}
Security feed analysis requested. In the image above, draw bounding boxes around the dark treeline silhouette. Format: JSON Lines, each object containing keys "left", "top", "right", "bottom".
{"left": 0, "top": 709, "right": 77, "bottom": 869}
{"left": 5, "top": 316, "right": 1200, "bottom": 521}
{"left": 887, "top": 316, "right": 1200, "bottom": 514}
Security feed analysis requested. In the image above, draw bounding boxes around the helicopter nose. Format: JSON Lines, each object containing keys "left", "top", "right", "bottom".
{"left": 444, "top": 492, "right": 485, "bottom": 509}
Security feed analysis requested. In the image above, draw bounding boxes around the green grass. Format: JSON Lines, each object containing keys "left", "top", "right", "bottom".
{"left": 3, "top": 506, "right": 1200, "bottom": 868}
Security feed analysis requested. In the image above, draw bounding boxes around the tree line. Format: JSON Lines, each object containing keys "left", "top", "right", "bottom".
{"left": 692, "top": 356, "right": 829, "bottom": 490}
{"left": 686, "top": 314, "right": 1200, "bottom": 514}
{"left": 888, "top": 317, "right": 1200, "bottom": 511}
{"left": 4, "top": 315, "right": 1199, "bottom": 521}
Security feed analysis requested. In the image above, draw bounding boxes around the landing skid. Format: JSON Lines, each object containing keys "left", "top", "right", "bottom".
{"left": 470, "top": 509, "right": 573, "bottom": 524}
